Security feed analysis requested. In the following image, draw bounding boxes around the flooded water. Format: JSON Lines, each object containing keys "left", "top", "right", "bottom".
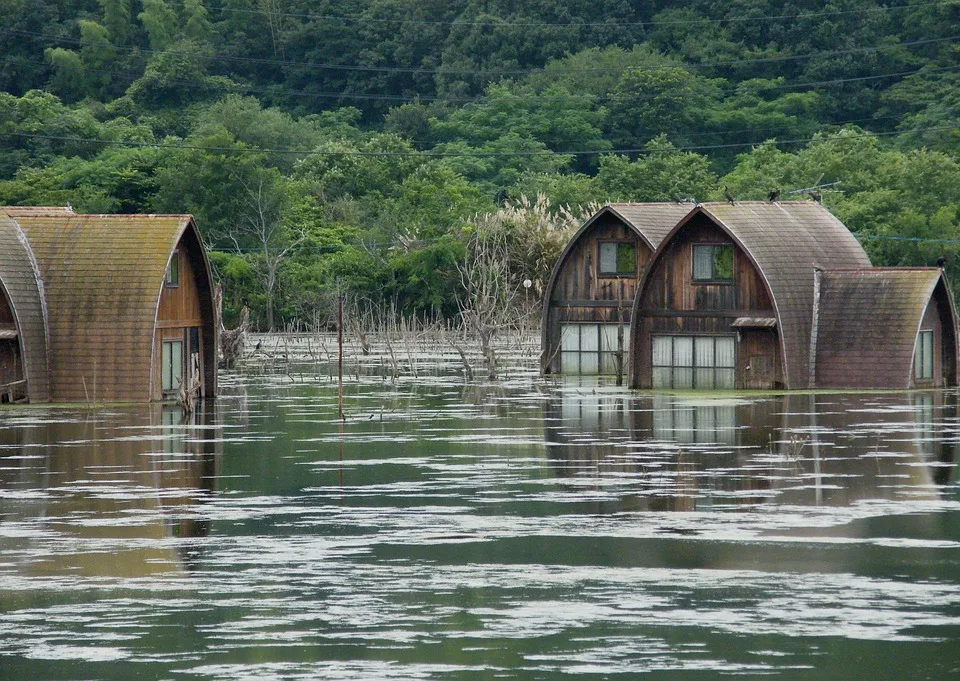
{"left": 2, "top": 340, "right": 960, "bottom": 679}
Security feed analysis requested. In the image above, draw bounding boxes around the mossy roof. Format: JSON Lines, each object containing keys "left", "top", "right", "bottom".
{"left": 814, "top": 268, "right": 952, "bottom": 389}
{"left": 10, "top": 213, "right": 194, "bottom": 403}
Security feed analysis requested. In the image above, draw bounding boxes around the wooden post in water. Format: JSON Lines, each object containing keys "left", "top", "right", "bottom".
{"left": 338, "top": 291, "right": 344, "bottom": 421}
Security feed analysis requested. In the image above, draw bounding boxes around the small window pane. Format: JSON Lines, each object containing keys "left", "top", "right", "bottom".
{"left": 580, "top": 326, "right": 600, "bottom": 353}
{"left": 715, "top": 337, "right": 736, "bottom": 367}
{"left": 561, "top": 325, "right": 580, "bottom": 351}
{"left": 713, "top": 246, "right": 734, "bottom": 280}
{"left": 652, "top": 367, "right": 672, "bottom": 388}
{"left": 917, "top": 330, "right": 934, "bottom": 380}
{"left": 580, "top": 351, "right": 599, "bottom": 374}
{"left": 695, "top": 368, "right": 715, "bottom": 388}
{"left": 673, "top": 368, "right": 694, "bottom": 389}
{"left": 715, "top": 368, "right": 736, "bottom": 390}
{"left": 695, "top": 337, "right": 714, "bottom": 367}
{"left": 599, "top": 242, "right": 618, "bottom": 273}
{"left": 653, "top": 337, "right": 672, "bottom": 366}
{"left": 166, "top": 251, "right": 179, "bottom": 286}
{"left": 561, "top": 352, "right": 580, "bottom": 374}
{"left": 693, "top": 246, "right": 714, "bottom": 280}
{"left": 673, "top": 337, "right": 694, "bottom": 367}
{"left": 616, "top": 243, "right": 636, "bottom": 274}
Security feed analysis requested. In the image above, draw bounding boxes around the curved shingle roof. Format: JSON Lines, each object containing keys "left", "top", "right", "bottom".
{"left": 0, "top": 213, "right": 50, "bottom": 402}
{"left": 631, "top": 201, "right": 871, "bottom": 388}
{"left": 701, "top": 202, "right": 871, "bottom": 387}
{"left": 814, "top": 268, "right": 955, "bottom": 389}
{"left": 11, "top": 214, "right": 197, "bottom": 402}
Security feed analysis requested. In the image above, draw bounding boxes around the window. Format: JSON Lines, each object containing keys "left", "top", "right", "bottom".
{"left": 162, "top": 340, "right": 183, "bottom": 393}
{"left": 166, "top": 250, "right": 179, "bottom": 287}
{"left": 599, "top": 241, "right": 637, "bottom": 275}
{"left": 560, "top": 324, "right": 630, "bottom": 375}
{"left": 915, "top": 329, "right": 934, "bottom": 381}
{"left": 693, "top": 244, "right": 734, "bottom": 282}
{"left": 652, "top": 335, "right": 736, "bottom": 389}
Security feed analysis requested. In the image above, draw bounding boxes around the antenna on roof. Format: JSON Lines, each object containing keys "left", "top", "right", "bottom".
{"left": 787, "top": 180, "right": 843, "bottom": 203}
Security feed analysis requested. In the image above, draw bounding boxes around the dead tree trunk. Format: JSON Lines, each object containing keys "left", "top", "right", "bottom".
{"left": 221, "top": 306, "right": 250, "bottom": 369}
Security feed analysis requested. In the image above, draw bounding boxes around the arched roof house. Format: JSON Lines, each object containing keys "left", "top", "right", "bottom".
{"left": 630, "top": 202, "right": 874, "bottom": 390}
{"left": 813, "top": 268, "right": 958, "bottom": 389}
{"left": 541, "top": 202, "right": 693, "bottom": 376}
{"left": 0, "top": 213, "right": 50, "bottom": 403}
{"left": 1, "top": 208, "right": 218, "bottom": 403}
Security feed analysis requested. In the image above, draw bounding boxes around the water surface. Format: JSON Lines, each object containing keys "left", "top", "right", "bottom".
{"left": 1, "top": 351, "right": 959, "bottom": 679}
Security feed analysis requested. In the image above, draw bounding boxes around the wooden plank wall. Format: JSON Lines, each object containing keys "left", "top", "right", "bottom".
{"left": 544, "top": 214, "right": 653, "bottom": 372}
{"left": 154, "top": 239, "right": 207, "bottom": 400}
{"left": 633, "top": 217, "right": 782, "bottom": 389}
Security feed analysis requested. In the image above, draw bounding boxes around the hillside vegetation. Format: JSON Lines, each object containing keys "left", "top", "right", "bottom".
{"left": 1, "top": 0, "right": 958, "bottom": 328}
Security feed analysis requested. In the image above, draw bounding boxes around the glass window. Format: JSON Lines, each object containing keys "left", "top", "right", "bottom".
{"left": 651, "top": 335, "right": 737, "bottom": 389}
{"left": 915, "top": 330, "right": 934, "bottom": 380}
{"left": 599, "top": 242, "right": 637, "bottom": 275}
{"left": 162, "top": 340, "right": 183, "bottom": 392}
{"left": 692, "top": 244, "right": 734, "bottom": 282}
{"left": 166, "top": 250, "right": 180, "bottom": 287}
{"left": 560, "top": 324, "right": 629, "bottom": 375}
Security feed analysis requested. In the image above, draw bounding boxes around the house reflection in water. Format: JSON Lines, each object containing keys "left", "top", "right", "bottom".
{"left": 0, "top": 402, "right": 220, "bottom": 578}
{"left": 544, "top": 389, "right": 958, "bottom": 511}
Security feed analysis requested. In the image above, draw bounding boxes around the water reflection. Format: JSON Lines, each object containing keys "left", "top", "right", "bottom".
{"left": 545, "top": 390, "right": 958, "bottom": 510}
{"left": 0, "top": 403, "right": 220, "bottom": 578}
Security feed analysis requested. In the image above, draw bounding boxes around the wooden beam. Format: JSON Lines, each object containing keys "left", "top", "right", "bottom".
{"left": 642, "top": 309, "right": 777, "bottom": 319}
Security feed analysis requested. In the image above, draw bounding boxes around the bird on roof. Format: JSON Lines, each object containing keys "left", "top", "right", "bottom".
{"left": 937, "top": 256, "right": 946, "bottom": 268}
{"left": 671, "top": 193, "right": 684, "bottom": 204}
{"left": 723, "top": 186, "right": 735, "bottom": 205}
{"left": 808, "top": 189, "right": 822, "bottom": 204}
{"left": 767, "top": 187, "right": 781, "bottom": 202}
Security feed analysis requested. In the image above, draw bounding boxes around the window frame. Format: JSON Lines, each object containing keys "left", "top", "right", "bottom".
{"left": 915, "top": 329, "right": 934, "bottom": 381}
{"left": 651, "top": 334, "right": 737, "bottom": 390}
{"left": 597, "top": 240, "right": 638, "bottom": 277}
{"left": 560, "top": 323, "right": 630, "bottom": 375}
{"left": 691, "top": 243, "right": 735, "bottom": 284}
{"left": 165, "top": 249, "right": 180, "bottom": 288}
{"left": 161, "top": 337, "right": 184, "bottom": 394}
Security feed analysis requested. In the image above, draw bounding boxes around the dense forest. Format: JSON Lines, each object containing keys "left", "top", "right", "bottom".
{"left": 1, "top": 0, "right": 958, "bottom": 329}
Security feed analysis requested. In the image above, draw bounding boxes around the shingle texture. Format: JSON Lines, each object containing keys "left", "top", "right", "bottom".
{"left": 701, "top": 201, "right": 872, "bottom": 388}
{"left": 0, "top": 213, "right": 50, "bottom": 401}
{"left": 814, "top": 268, "right": 944, "bottom": 389}
{"left": 607, "top": 203, "right": 696, "bottom": 250}
{"left": 11, "top": 214, "right": 193, "bottom": 402}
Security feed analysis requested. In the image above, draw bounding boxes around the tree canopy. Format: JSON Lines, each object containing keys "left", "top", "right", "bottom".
{"left": 0, "top": 0, "right": 958, "bottom": 328}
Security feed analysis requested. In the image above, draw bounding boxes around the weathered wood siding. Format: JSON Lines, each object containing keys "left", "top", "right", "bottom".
{"left": 543, "top": 214, "right": 651, "bottom": 372}
{"left": 633, "top": 214, "right": 781, "bottom": 389}
{"left": 153, "top": 228, "right": 217, "bottom": 400}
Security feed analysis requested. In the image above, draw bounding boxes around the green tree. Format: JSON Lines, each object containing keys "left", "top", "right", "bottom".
{"left": 595, "top": 136, "right": 717, "bottom": 202}
{"left": 138, "top": 0, "right": 178, "bottom": 50}
{"left": 99, "top": 0, "right": 132, "bottom": 44}
{"left": 43, "top": 48, "right": 86, "bottom": 103}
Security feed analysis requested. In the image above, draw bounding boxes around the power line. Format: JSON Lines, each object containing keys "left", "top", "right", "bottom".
{"left": 4, "top": 26, "right": 956, "bottom": 77}
{"left": 2, "top": 124, "right": 957, "bottom": 158}
{"left": 15, "top": 53, "right": 960, "bottom": 108}
{"left": 208, "top": 231, "right": 960, "bottom": 257}
{"left": 855, "top": 233, "right": 960, "bottom": 245}
{"left": 203, "top": 0, "right": 952, "bottom": 29}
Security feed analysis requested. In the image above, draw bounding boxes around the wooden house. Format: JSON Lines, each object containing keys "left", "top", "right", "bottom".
{"left": 0, "top": 213, "right": 50, "bottom": 403}
{"left": 629, "top": 202, "right": 960, "bottom": 390}
{"left": 813, "top": 268, "right": 958, "bottom": 389}
{"left": 541, "top": 203, "right": 692, "bottom": 375}
{"left": 0, "top": 207, "right": 218, "bottom": 403}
